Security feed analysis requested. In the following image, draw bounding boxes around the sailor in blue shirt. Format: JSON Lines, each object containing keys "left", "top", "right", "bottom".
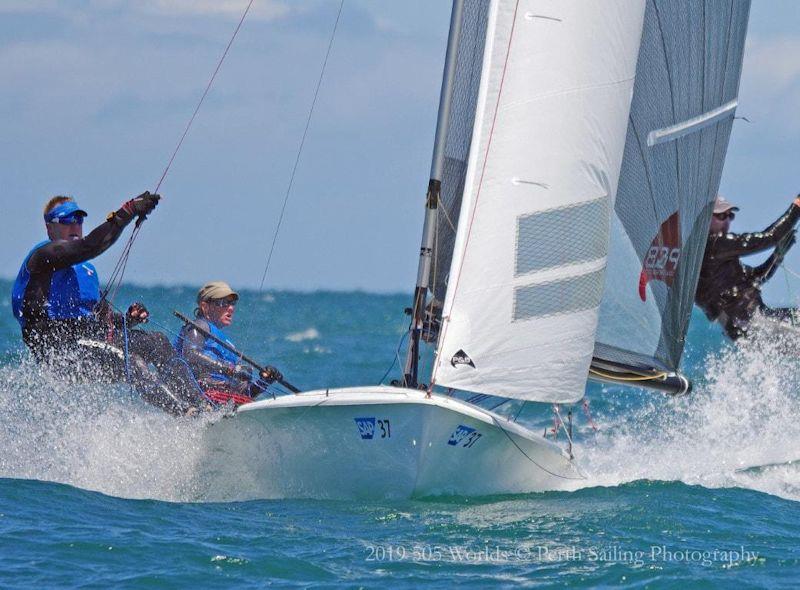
{"left": 174, "top": 281, "right": 282, "bottom": 406}
{"left": 11, "top": 193, "right": 198, "bottom": 414}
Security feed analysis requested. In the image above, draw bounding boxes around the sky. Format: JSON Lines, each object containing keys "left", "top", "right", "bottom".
{"left": 1, "top": 1, "right": 799, "bottom": 301}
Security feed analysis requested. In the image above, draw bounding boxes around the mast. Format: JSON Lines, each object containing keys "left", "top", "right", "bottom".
{"left": 402, "top": 0, "right": 465, "bottom": 388}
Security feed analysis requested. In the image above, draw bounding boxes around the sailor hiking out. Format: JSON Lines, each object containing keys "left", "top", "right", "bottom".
{"left": 11, "top": 193, "right": 197, "bottom": 414}
{"left": 695, "top": 194, "right": 800, "bottom": 340}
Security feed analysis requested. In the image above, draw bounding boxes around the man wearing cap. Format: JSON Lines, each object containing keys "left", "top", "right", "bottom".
{"left": 12, "top": 193, "right": 161, "bottom": 355}
{"left": 174, "top": 281, "right": 282, "bottom": 406}
{"left": 695, "top": 194, "right": 800, "bottom": 340}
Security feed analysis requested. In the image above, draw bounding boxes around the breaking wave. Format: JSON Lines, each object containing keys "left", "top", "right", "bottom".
{"left": 578, "top": 327, "right": 800, "bottom": 502}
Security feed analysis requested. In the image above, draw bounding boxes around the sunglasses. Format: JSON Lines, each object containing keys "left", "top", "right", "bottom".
{"left": 52, "top": 214, "right": 84, "bottom": 225}
{"left": 713, "top": 211, "right": 735, "bottom": 221}
{"left": 209, "top": 297, "right": 237, "bottom": 307}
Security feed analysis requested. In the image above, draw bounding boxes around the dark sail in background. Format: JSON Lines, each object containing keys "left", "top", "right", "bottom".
{"left": 594, "top": 0, "right": 752, "bottom": 372}
{"left": 427, "top": 1, "right": 490, "bottom": 315}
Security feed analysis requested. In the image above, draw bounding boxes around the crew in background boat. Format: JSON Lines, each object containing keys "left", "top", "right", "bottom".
{"left": 695, "top": 194, "right": 800, "bottom": 339}
{"left": 11, "top": 193, "right": 197, "bottom": 414}
{"left": 174, "top": 281, "right": 282, "bottom": 406}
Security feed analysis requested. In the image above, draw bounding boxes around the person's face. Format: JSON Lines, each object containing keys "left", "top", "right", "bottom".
{"left": 46, "top": 215, "right": 84, "bottom": 241}
{"left": 200, "top": 297, "right": 237, "bottom": 327}
{"left": 710, "top": 210, "right": 734, "bottom": 234}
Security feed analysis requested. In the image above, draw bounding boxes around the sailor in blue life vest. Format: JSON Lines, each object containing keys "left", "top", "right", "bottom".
{"left": 11, "top": 194, "right": 197, "bottom": 414}
{"left": 174, "top": 281, "right": 282, "bottom": 406}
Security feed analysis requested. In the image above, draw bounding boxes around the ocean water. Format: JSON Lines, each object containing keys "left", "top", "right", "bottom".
{"left": 1, "top": 279, "right": 799, "bottom": 588}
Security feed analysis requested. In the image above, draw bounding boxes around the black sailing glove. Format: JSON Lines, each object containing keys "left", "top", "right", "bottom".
{"left": 112, "top": 191, "right": 161, "bottom": 226}
{"left": 259, "top": 366, "right": 283, "bottom": 384}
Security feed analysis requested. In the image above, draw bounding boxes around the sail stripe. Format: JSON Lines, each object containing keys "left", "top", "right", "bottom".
{"left": 646, "top": 99, "right": 738, "bottom": 146}
{"left": 513, "top": 269, "right": 605, "bottom": 321}
{"left": 515, "top": 197, "right": 609, "bottom": 275}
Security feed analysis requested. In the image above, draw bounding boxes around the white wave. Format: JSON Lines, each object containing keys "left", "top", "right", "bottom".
{"left": 0, "top": 357, "right": 257, "bottom": 502}
{"left": 285, "top": 328, "right": 319, "bottom": 342}
{"left": 575, "top": 330, "right": 800, "bottom": 502}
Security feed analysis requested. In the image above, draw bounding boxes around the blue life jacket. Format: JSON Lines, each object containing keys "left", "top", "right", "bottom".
{"left": 11, "top": 240, "right": 100, "bottom": 328}
{"left": 174, "top": 318, "right": 241, "bottom": 386}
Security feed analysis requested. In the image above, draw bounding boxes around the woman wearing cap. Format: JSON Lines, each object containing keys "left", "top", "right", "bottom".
{"left": 695, "top": 193, "right": 800, "bottom": 339}
{"left": 174, "top": 281, "right": 282, "bottom": 406}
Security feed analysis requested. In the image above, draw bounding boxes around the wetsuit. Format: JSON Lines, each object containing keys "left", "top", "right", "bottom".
{"left": 695, "top": 203, "right": 800, "bottom": 340}
{"left": 174, "top": 318, "right": 267, "bottom": 405}
{"left": 11, "top": 209, "right": 195, "bottom": 413}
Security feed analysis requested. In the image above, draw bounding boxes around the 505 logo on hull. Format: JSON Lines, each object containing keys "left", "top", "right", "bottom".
{"left": 354, "top": 417, "right": 391, "bottom": 440}
{"left": 448, "top": 424, "right": 482, "bottom": 448}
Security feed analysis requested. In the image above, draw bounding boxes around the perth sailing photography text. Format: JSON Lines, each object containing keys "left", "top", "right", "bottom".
{"left": 364, "top": 544, "right": 760, "bottom": 568}
{"left": 2, "top": 0, "right": 800, "bottom": 587}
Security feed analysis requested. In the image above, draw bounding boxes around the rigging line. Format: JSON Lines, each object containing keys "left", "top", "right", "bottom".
{"left": 102, "top": 0, "right": 255, "bottom": 305}
{"left": 155, "top": 0, "right": 255, "bottom": 194}
{"left": 255, "top": 0, "right": 345, "bottom": 294}
{"left": 495, "top": 418, "right": 585, "bottom": 481}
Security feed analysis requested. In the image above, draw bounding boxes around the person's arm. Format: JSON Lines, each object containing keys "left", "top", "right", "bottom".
{"left": 27, "top": 192, "right": 160, "bottom": 274}
{"left": 708, "top": 198, "right": 800, "bottom": 261}
{"left": 28, "top": 219, "right": 126, "bottom": 273}
{"left": 180, "top": 323, "right": 249, "bottom": 383}
{"left": 749, "top": 230, "right": 796, "bottom": 284}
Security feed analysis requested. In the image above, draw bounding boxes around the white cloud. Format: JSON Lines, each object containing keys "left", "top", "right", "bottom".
{"left": 120, "top": 0, "right": 290, "bottom": 22}
{"left": 738, "top": 35, "right": 800, "bottom": 133}
{"left": 743, "top": 35, "right": 800, "bottom": 95}
{"left": 0, "top": 0, "right": 291, "bottom": 22}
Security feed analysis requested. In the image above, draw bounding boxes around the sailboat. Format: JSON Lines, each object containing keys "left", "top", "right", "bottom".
{"left": 207, "top": 0, "right": 751, "bottom": 499}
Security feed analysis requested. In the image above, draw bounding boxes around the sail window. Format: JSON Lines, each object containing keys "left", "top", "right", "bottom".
{"left": 512, "top": 269, "right": 605, "bottom": 321}
{"left": 515, "top": 197, "right": 609, "bottom": 276}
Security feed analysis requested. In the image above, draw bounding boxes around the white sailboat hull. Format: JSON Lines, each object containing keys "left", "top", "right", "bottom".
{"left": 205, "top": 386, "right": 584, "bottom": 500}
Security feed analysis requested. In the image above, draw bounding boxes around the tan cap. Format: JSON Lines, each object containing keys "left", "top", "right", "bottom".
{"left": 197, "top": 281, "right": 239, "bottom": 303}
{"left": 714, "top": 194, "right": 739, "bottom": 214}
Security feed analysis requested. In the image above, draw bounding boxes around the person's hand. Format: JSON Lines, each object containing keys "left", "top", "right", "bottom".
{"left": 793, "top": 194, "right": 800, "bottom": 208}
{"left": 126, "top": 302, "right": 149, "bottom": 325}
{"left": 259, "top": 366, "right": 283, "bottom": 383}
{"left": 232, "top": 364, "right": 252, "bottom": 381}
{"left": 122, "top": 191, "right": 161, "bottom": 219}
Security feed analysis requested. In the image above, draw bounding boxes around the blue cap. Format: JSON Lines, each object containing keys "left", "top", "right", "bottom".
{"left": 44, "top": 201, "right": 88, "bottom": 224}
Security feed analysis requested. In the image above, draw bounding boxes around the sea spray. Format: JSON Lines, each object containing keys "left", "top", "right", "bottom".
{"left": 578, "top": 329, "right": 800, "bottom": 500}
{"left": 0, "top": 357, "right": 231, "bottom": 502}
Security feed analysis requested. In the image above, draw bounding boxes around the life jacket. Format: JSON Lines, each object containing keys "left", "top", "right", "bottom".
{"left": 174, "top": 318, "right": 242, "bottom": 387}
{"left": 11, "top": 240, "right": 100, "bottom": 328}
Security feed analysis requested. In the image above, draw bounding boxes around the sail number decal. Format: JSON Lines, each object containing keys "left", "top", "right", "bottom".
{"left": 354, "top": 417, "right": 391, "bottom": 440}
{"left": 448, "top": 425, "right": 482, "bottom": 448}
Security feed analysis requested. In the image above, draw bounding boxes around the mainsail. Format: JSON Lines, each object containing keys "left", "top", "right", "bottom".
{"left": 430, "top": 0, "right": 647, "bottom": 402}
{"left": 594, "top": 0, "right": 751, "bottom": 373}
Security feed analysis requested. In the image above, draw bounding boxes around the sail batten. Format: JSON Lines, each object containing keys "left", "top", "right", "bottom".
{"left": 430, "top": 0, "right": 647, "bottom": 403}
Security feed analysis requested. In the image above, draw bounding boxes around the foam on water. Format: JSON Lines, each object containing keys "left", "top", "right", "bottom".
{"left": 0, "top": 356, "right": 233, "bottom": 502}
{"left": 578, "top": 330, "right": 800, "bottom": 502}
{"left": 1, "top": 324, "right": 799, "bottom": 503}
